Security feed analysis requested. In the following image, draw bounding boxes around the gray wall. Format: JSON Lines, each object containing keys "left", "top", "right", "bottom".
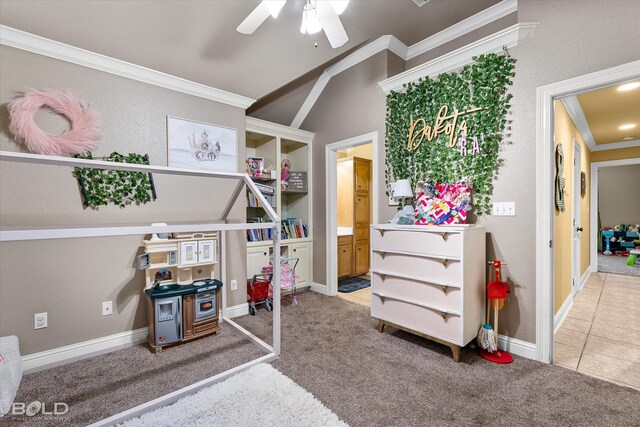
{"left": 263, "top": 0, "right": 640, "bottom": 344}
{"left": 300, "top": 51, "right": 402, "bottom": 286}
{"left": 0, "top": 46, "right": 248, "bottom": 354}
{"left": 598, "top": 165, "right": 640, "bottom": 227}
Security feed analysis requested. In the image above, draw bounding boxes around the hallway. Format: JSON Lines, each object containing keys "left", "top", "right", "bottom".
{"left": 554, "top": 272, "right": 640, "bottom": 390}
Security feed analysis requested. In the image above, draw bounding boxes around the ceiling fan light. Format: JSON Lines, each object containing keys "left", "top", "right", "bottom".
{"left": 330, "top": 0, "right": 350, "bottom": 15}
{"left": 264, "top": 0, "right": 286, "bottom": 18}
{"left": 300, "top": 3, "right": 323, "bottom": 35}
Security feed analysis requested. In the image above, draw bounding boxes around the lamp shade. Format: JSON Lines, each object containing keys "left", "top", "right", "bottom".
{"left": 393, "top": 179, "right": 413, "bottom": 200}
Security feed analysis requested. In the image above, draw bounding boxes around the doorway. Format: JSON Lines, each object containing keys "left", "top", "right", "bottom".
{"left": 325, "top": 132, "right": 379, "bottom": 298}
{"left": 538, "top": 61, "right": 640, "bottom": 388}
{"left": 537, "top": 60, "right": 640, "bottom": 363}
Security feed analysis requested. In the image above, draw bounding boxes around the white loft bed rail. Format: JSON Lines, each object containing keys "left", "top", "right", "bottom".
{"left": 0, "top": 150, "right": 282, "bottom": 426}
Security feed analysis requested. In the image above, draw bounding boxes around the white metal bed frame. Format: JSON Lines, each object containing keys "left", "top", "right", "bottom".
{"left": 0, "top": 151, "right": 282, "bottom": 426}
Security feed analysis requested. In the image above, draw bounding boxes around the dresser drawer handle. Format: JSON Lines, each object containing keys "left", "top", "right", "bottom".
{"left": 440, "top": 232, "right": 449, "bottom": 241}
{"left": 442, "top": 286, "right": 448, "bottom": 295}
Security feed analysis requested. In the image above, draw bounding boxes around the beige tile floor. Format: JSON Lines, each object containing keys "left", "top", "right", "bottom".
{"left": 554, "top": 272, "right": 640, "bottom": 391}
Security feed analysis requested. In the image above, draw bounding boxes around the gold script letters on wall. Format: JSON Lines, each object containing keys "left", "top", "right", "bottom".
{"left": 407, "top": 105, "right": 483, "bottom": 151}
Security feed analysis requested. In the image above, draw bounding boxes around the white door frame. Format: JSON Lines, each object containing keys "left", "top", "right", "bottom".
{"left": 536, "top": 59, "right": 640, "bottom": 363}
{"left": 571, "top": 139, "right": 582, "bottom": 295}
{"left": 590, "top": 158, "right": 640, "bottom": 271}
{"left": 325, "top": 131, "right": 379, "bottom": 296}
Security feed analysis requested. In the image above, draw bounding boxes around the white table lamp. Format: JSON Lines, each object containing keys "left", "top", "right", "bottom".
{"left": 393, "top": 179, "right": 414, "bottom": 214}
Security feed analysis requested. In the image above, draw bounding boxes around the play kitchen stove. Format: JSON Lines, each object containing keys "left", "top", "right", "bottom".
{"left": 144, "top": 279, "right": 223, "bottom": 353}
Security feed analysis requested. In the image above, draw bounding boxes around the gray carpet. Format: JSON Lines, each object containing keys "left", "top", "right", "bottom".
{"left": 8, "top": 293, "right": 640, "bottom": 426}
{"left": 7, "top": 324, "right": 264, "bottom": 426}
{"left": 598, "top": 254, "right": 640, "bottom": 276}
{"left": 236, "top": 292, "right": 640, "bottom": 426}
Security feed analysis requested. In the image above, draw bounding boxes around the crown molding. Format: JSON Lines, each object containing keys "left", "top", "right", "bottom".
{"left": 379, "top": 22, "right": 538, "bottom": 94}
{"left": 290, "top": 0, "right": 521, "bottom": 128}
{"left": 560, "top": 96, "right": 597, "bottom": 150}
{"left": 290, "top": 35, "right": 394, "bottom": 128}
{"left": 406, "top": 0, "right": 517, "bottom": 60}
{"left": 0, "top": 25, "right": 256, "bottom": 109}
{"left": 247, "top": 116, "right": 314, "bottom": 143}
{"left": 561, "top": 96, "right": 640, "bottom": 152}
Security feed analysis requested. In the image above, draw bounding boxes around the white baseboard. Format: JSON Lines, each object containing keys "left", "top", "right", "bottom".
{"left": 225, "top": 302, "right": 249, "bottom": 319}
{"left": 497, "top": 335, "right": 537, "bottom": 360}
{"left": 554, "top": 294, "right": 574, "bottom": 334}
{"left": 22, "top": 327, "right": 148, "bottom": 374}
{"left": 553, "top": 267, "right": 591, "bottom": 333}
{"left": 310, "top": 282, "right": 329, "bottom": 295}
{"left": 578, "top": 268, "right": 591, "bottom": 292}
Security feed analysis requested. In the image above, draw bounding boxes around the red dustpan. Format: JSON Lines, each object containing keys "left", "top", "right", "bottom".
{"left": 480, "top": 260, "right": 513, "bottom": 364}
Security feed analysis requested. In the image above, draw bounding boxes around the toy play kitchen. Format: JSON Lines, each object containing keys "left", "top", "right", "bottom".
{"left": 138, "top": 231, "right": 223, "bottom": 353}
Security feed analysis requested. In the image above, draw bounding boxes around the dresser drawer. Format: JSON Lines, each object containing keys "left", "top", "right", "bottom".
{"left": 372, "top": 273, "right": 461, "bottom": 312}
{"left": 371, "top": 228, "right": 461, "bottom": 257}
{"left": 372, "top": 294, "right": 462, "bottom": 344}
{"left": 372, "top": 251, "right": 462, "bottom": 285}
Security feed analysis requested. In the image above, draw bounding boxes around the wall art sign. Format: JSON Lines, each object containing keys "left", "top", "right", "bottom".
{"left": 407, "top": 105, "right": 483, "bottom": 151}
{"left": 167, "top": 116, "right": 237, "bottom": 172}
{"left": 385, "top": 53, "right": 516, "bottom": 215}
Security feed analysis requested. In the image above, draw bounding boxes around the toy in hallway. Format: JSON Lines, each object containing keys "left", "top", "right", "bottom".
{"left": 281, "top": 159, "right": 291, "bottom": 191}
{"left": 479, "top": 260, "right": 513, "bottom": 364}
{"left": 602, "top": 229, "right": 614, "bottom": 255}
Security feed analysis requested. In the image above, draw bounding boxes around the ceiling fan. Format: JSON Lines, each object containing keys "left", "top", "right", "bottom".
{"left": 237, "top": 0, "right": 350, "bottom": 49}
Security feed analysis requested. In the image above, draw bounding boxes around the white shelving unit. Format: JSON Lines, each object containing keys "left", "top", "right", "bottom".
{"left": 0, "top": 150, "right": 282, "bottom": 425}
{"left": 245, "top": 117, "right": 314, "bottom": 289}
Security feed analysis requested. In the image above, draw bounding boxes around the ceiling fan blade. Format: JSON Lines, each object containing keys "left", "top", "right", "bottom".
{"left": 237, "top": 1, "right": 271, "bottom": 34}
{"left": 317, "top": 1, "right": 348, "bottom": 48}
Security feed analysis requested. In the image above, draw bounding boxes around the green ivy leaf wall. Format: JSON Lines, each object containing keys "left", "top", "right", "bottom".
{"left": 74, "top": 151, "right": 154, "bottom": 208}
{"left": 385, "top": 53, "right": 516, "bottom": 216}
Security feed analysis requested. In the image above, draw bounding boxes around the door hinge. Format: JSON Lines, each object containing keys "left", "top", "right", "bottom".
{"left": 549, "top": 240, "right": 553, "bottom": 248}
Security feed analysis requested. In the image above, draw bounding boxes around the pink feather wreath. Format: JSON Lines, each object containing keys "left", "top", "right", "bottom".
{"left": 8, "top": 89, "right": 102, "bottom": 157}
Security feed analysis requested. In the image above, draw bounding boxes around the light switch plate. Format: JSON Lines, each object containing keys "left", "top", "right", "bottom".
{"left": 102, "top": 301, "right": 113, "bottom": 316}
{"left": 492, "top": 202, "right": 516, "bottom": 216}
{"left": 230, "top": 279, "right": 238, "bottom": 291}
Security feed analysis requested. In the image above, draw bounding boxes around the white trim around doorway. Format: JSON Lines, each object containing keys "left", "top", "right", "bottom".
{"left": 535, "top": 59, "right": 640, "bottom": 364}
{"left": 324, "top": 132, "right": 379, "bottom": 296}
{"left": 589, "top": 157, "right": 640, "bottom": 273}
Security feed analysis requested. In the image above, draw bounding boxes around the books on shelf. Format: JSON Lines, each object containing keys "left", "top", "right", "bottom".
{"left": 247, "top": 182, "right": 276, "bottom": 208}
{"left": 246, "top": 217, "right": 308, "bottom": 242}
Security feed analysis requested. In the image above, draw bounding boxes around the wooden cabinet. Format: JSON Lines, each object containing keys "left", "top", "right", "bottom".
{"left": 370, "top": 224, "right": 486, "bottom": 362}
{"left": 336, "top": 156, "right": 371, "bottom": 278}
{"left": 353, "top": 158, "right": 371, "bottom": 275}
{"left": 247, "top": 246, "right": 270, "bottom": 279}
{"left": 337, "top": 236, "right": 353, "bottom": 278}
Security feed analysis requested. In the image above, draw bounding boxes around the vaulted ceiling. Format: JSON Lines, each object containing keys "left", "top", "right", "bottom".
{"left": 0, "top": 0, "right": 499, "bottom": 100}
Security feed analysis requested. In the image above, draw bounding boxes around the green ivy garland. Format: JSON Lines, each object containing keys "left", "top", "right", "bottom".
{"left": 385, "top": 53, "right": 516, "bottom": 215}
{"left": 74, "top": 151, "right": 155, "bottom": 208}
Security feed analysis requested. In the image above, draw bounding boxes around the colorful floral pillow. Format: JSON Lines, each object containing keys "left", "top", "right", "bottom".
{"left": 414, "top": 182, "right": 473, "bottom": 225}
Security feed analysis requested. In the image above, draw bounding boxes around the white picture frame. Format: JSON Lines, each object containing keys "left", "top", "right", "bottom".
{"left": 167, "top": 116, "right": 237, "bottom": 172}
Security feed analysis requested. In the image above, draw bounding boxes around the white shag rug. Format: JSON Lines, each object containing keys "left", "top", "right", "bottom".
{"left": 120, "top": 364, "right": 348, "bottom": 427}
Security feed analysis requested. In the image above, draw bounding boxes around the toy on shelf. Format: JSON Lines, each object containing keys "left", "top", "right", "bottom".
{"left": 281, "top": 159, "right": 291, "bottom": 191}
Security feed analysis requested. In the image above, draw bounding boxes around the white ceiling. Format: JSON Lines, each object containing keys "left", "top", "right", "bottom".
{"left": 0, "top": 0, "right": 499, "bottom": 100}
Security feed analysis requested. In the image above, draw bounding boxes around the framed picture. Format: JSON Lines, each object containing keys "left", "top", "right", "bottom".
{"left": 167, "top": 116, "right": 237, "bottom": 172}
{"left": 246, "top": 157, "right": 264, "bottom": 178}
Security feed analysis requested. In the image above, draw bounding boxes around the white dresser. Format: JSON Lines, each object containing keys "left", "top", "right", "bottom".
{"left": 370, "top": 224, "right": 486, "bottom": 362}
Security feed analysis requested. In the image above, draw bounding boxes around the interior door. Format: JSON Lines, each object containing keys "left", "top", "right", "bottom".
{"left": 572, "top": 140, "right": 582, "bottom": 294}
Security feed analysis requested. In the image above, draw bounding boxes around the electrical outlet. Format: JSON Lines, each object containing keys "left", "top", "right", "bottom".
{"left": 34, "top": 312, "right": 47, "bottom": 329}
{"left": 102, "top": 301, "right": 113, "bottom": 316}
{"left": 230, "top": 279, "right": 238, "bottom": 291}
